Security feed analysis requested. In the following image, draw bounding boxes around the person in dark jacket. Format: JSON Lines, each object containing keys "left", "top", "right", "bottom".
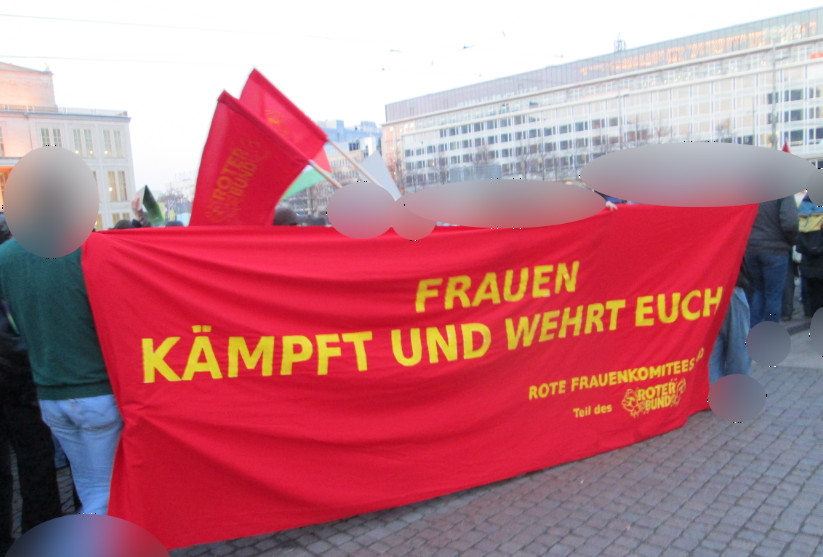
{"left": 0, "top": 214, "right": 62, "bottom": 555}
{"left": 797, "top": 193, "right": 823, "bottom": 316}
{"left": 743, "top": 196, "right": 799, "bottom": 326}
{"left": 709, "top": 260, "right": 752, "bottom": 386}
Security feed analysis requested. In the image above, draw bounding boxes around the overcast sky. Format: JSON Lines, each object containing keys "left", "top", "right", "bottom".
{"left": 3, "top": 1, "right": 822, "bottom": 193}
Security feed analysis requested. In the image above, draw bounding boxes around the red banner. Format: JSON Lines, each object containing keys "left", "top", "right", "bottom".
{"left": 81, "top": 205, "right": 757, "bottom": 550}
{"left": 240, "top": 69, "right": 332, "bottom": 173}
{"left": 189, "top": 92, "right": 307, "bottom": 226}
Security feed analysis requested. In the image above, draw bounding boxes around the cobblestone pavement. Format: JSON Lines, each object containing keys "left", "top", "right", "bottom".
{"left": 10, "top": 322, "right": 823, "bottom": 557}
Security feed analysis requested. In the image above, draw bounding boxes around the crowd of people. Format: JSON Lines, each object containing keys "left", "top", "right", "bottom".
{"left": 0, "top": 191, "right": 821, "bottom": 551}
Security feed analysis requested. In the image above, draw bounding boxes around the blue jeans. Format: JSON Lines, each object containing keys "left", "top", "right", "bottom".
{"left": 745, "top": 252, "right": 789, "bottom": 326}
{"left": 38, "top": 395, "right": 123, "bottom": 515}
{"left": 709, "top": 287, "right": 752, "bottom": 385}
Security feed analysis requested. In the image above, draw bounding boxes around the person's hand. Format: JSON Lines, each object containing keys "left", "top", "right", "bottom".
{"left": 605, "top": 201, "right": 618, "bottom": 211}
{"left": 130, "top": 196, "right": 143, "bottom": 214}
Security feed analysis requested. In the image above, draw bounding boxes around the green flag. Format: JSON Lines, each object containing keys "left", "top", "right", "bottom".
{"left": 282, "top": 168, "right": 328, "bottom": 199}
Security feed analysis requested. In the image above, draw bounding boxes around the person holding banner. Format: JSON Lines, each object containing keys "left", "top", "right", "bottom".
{"left": 0, "top": 225, "right": 123, "bottom": 516}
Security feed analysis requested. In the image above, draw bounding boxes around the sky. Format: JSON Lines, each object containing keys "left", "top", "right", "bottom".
{"left": 2, "top": 0, "right": 822, "bottom": 193}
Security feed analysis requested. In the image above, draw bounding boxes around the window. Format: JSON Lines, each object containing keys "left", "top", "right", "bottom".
{"left": 486, "top": 120, "right": 497, "bottom": 129}
{"left": 515, "top": 131, "right": 524, "bottom": 141}
{"left": 609, "top": 118, "right": 618, "bottom": 127}
{"left": 575, "top": 121, "right": 588, "bottom": 132}
{"left": 450, "top": 156, "right": 459, "bottom": 164}
{"left": 501, "top": 148, "right": 511, "bottom": 157}
{"left": 462, "top": 140, "right": 471, "bottom": 148}
{"left": 791, "top": 129, "right": 803, "bottom": 146}
{"left": 790, "top": 89, "right": 803, "bottom": 102}
{"left": 560, "top": 140, "right": 570, "bottom": 150}
{"left": 487, "top": 136, "right": 496, "bottom": 145}
{"left": 474, "top": 138, "right": 483, "bottom": 147}
{"left": 103, "top": 130, "right": 113, "bottom": 156}
{"left": 462, "top": 154, "right": 472, "bottom": 163}
{"left": 473, "top": 123, "right": 483, "bottom": 132}
{"left": 559, "top": 124, "right": 570, "bottom": 134}
{"left": 404, "top": 149, "right": 412, "bottom": 157}
{"left": 499, "top": 118, "right": 510, "bottom": 127}
{"left": 83, "top": 129, "right": 94, "bottom": 157}
{"left": 460, "top": 125, "right": 470, "bottom": 134}
{"left": 113, "top": 130, "right": 123, "bottom": 156}
{"left": 513, "top": 115, "right": 523, "bottom": 125}
{"left": 73, "top": 129, "right": 82, "bottom": 154}
{"left": 544, "top": 127, "right": 555, "bottom": 136}
{"left": 500, "top": 133, "right": 511, "bottom": 142}
{"left": 108, "top": 171, "right": 128, "bottom": 202}
{"left": 427, "top": 145, "right": 435, "bottom": 154}
{"left": 108, "top": 171, "right": 118, "bottom": 202}
{"left": 544, "top": 142, "right": 556, "bottom": 152}
{"left": 790, "top": 110, "right": 803, "bottom": 122}
{"left": 39, "top": 127, "right": 63, "bottom": 147}
{"left": 529, "top": 129, "right": 539, "bottom": 138}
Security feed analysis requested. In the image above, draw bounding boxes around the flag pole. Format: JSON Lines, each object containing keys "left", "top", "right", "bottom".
{"left": 308, "top": 159, "right": 343, "bottom": 189}
{"left": 328, "top": 141, "right": 384, "bottom": 187}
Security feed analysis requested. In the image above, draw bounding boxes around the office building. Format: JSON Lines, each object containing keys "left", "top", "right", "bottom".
{"left": 383, "top": 8, "right": 823, "bottom": 191}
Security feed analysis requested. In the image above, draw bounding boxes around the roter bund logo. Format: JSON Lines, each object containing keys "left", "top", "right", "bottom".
{"left": 621, "top": 378, "right": 687, "bottom": 418}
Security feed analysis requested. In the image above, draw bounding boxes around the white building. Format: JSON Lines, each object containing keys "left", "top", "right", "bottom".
{"left": 0, "top": 62, "right": 137, "bottom": 230}
{"left": 384, "top": 8, "right": 823, "bottom": 191}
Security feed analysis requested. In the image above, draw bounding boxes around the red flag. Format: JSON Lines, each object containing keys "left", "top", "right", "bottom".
{"left": 240, "top": 69, "right": 332, "bottom": 173}
{"left": 190, "top": 91, "right": 308, "bottom": 226}
{"left": 782, "top": 141, "right": 791, "bottom": 154}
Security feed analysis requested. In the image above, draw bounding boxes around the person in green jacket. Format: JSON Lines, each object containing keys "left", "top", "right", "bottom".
{"left": 0, "top": 228, "right": 122, "bottom": 516}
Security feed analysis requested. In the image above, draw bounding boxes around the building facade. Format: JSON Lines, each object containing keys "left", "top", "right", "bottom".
{"left": 317, "top": 120, "right": 381, "bottom": 157}
{"left": 384, "top": 8, "right": 823, "bottom": 192}
{"left": 0, "top": 62, "right": 137, "bottom": 230}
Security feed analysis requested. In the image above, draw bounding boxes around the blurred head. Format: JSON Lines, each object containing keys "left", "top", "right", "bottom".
{"left": 113, "top": 219, "right": 135, "bottom": 230}
{"left": 0, "top": 212, "right": 10, "bottom": 245}
{"left": 273, "top": 206, "right": 300, "bottom": 226}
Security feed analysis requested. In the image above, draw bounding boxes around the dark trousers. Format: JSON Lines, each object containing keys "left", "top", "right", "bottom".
{"left": 802, "top": 276, "right": 823, "bottom": 317}
{"left": 745, "top": 252, "right": 790, "bottom": 326}
{"left": 0, "top": 370, "right": 62, "bottom": 555}
{"left": 782, "top": 260, "right": 798, "bottom": 319}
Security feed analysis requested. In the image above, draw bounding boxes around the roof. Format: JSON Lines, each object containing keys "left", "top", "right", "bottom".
{"left": 0, "top": 61, "right": 51, "bottom": 74}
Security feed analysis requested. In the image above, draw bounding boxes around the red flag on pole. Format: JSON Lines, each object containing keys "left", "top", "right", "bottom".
{"left": 189, "top": 91, "right": 308, "bottom": 226}
{"left": 240, "top": 69, "right": 332, "bottom": 173}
